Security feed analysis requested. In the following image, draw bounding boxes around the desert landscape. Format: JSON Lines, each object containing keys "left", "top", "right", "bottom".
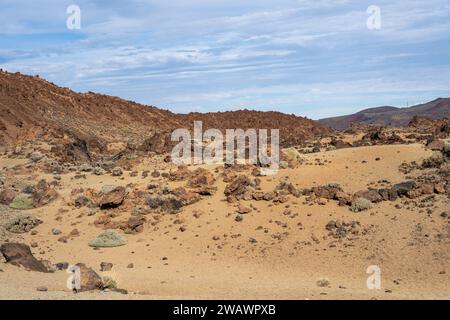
{"left": 0, "top": 70, "right": 449, "bottom": 300}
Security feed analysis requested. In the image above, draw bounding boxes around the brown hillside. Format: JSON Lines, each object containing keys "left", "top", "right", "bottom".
{"left": 0, "top": 70, "right": 330, "bottom": 160}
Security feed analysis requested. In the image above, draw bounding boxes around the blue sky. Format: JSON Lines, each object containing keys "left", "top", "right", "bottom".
{"left": 1, "top": 0, "right": 450, "bottom": 119}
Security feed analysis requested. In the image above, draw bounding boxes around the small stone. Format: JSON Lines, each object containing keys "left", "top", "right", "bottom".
{"left": 30, "top": 151, "right": 44, "bottom": 162}
{"left": 36, "top": 286, "right": 48, "bottom": 292}
{"left": 237, "top": 204, "right": 252, "bottom": 214}
{"left": 56, "top": 262, "right": 69, "bottom": 270}
{"left": 52, "top": 228, "right": 62, "bottom": 235}
{"left": 93, "top": 167, "right": 106, "bottom": 175}
{"left": 100, "top": 262, "right": 113, "bottom": 272}
{"left": 111, "top": 167, "right": 123, "bottom": 176}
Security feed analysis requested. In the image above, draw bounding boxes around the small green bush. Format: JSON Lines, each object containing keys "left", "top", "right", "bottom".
{"left": 89, "top": 230, "right": 127, "bottom": 248}
{"left": 350, "top": 197, "right": 374, "bottom": 212}
{"left": 6, "top": 214, "right": 41, "bottom": 233}
{"left": 316, "top": 278, "right": 330, "bottom": 287}
{"left": 102, "top": 276, "right": 118, "bottom": 289}
{"left": 9, "top": 193, "right": 34, "bottom": 210}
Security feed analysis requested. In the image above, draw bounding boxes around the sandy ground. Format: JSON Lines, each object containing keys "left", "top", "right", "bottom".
{"left": 0, "top": 143, "right": 449, "bottom": 300}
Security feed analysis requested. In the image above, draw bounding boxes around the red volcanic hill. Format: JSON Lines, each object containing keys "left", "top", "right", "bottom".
{"left": 180, "top": 110, "right": 329, "bottom": 147}
{"left": 0, "top": 70, "right": 330, "bottom": 160}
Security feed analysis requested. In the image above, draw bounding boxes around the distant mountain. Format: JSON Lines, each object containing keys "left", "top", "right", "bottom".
{"left": 318, "top": 98, "right": 450, "bottom": 130}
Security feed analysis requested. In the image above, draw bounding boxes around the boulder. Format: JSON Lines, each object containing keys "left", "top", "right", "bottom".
{"left": 391, "top": 181, "right": 416, "bottom": 197}
{"left": 97, "top": 186, "right": 126, "bottom": 209}
{"left": 122, "top": 216, "right": 146, "bottom": 234}
{"left": 357, "top": 189, "right": 383, "bottom": 203}
{"left": 334, "top": 190, "right": 352, "bottom": 205}
{"left": 418, "top": 183, "right": 434, "bottom": 195}
{"left": 0, "top": 243, "right": 48, "bottom": 272}
{"left": 171, "top": 187, "right": 201, "bottom": 206}
{"left": 434, "top": 182, "right": 446, "bottom": 194}
{"left": 74, "top": 195, "right": 91, "bottom": 208}
{"left": 237, "top": 204, "right": 252, "bottom": 214}
{"left": 378, "top": 188, "right": 398, "bottom": 201}
{"left": 75, "top": 263, "right": 103, "bottom": 291}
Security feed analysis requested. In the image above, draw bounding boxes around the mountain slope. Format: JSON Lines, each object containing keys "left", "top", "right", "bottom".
{"left": 0, "top": 70, "right": 330, "bottom": 158}
{"left": 319, "top": 98, "right": 450, "bottom": 130}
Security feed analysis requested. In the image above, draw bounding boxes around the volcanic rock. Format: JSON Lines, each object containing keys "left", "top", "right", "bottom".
{"left": 0, "top": 243, "right": 48, "bottom": 272}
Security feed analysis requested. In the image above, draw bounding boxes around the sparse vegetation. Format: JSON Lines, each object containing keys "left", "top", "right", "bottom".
{"left": 316, "top": 278, "right": 330, "bottom": 287}
{"left": 350, "top": 197, "right": 374, "bottom": 212}
{"left": 101, "top": 276, "right": 118, "bottom": 289}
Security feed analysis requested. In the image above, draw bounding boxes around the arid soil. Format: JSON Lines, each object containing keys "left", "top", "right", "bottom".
{"left": 0, "top": 71, "right": 449, "bottom": 300}
{"left": 1, "top": 121, "right": 449, "bottom": 300}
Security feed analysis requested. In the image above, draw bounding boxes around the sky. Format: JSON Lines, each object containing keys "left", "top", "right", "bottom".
{"left": 1, "top": 0, "right": 450, "bottom": 119}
